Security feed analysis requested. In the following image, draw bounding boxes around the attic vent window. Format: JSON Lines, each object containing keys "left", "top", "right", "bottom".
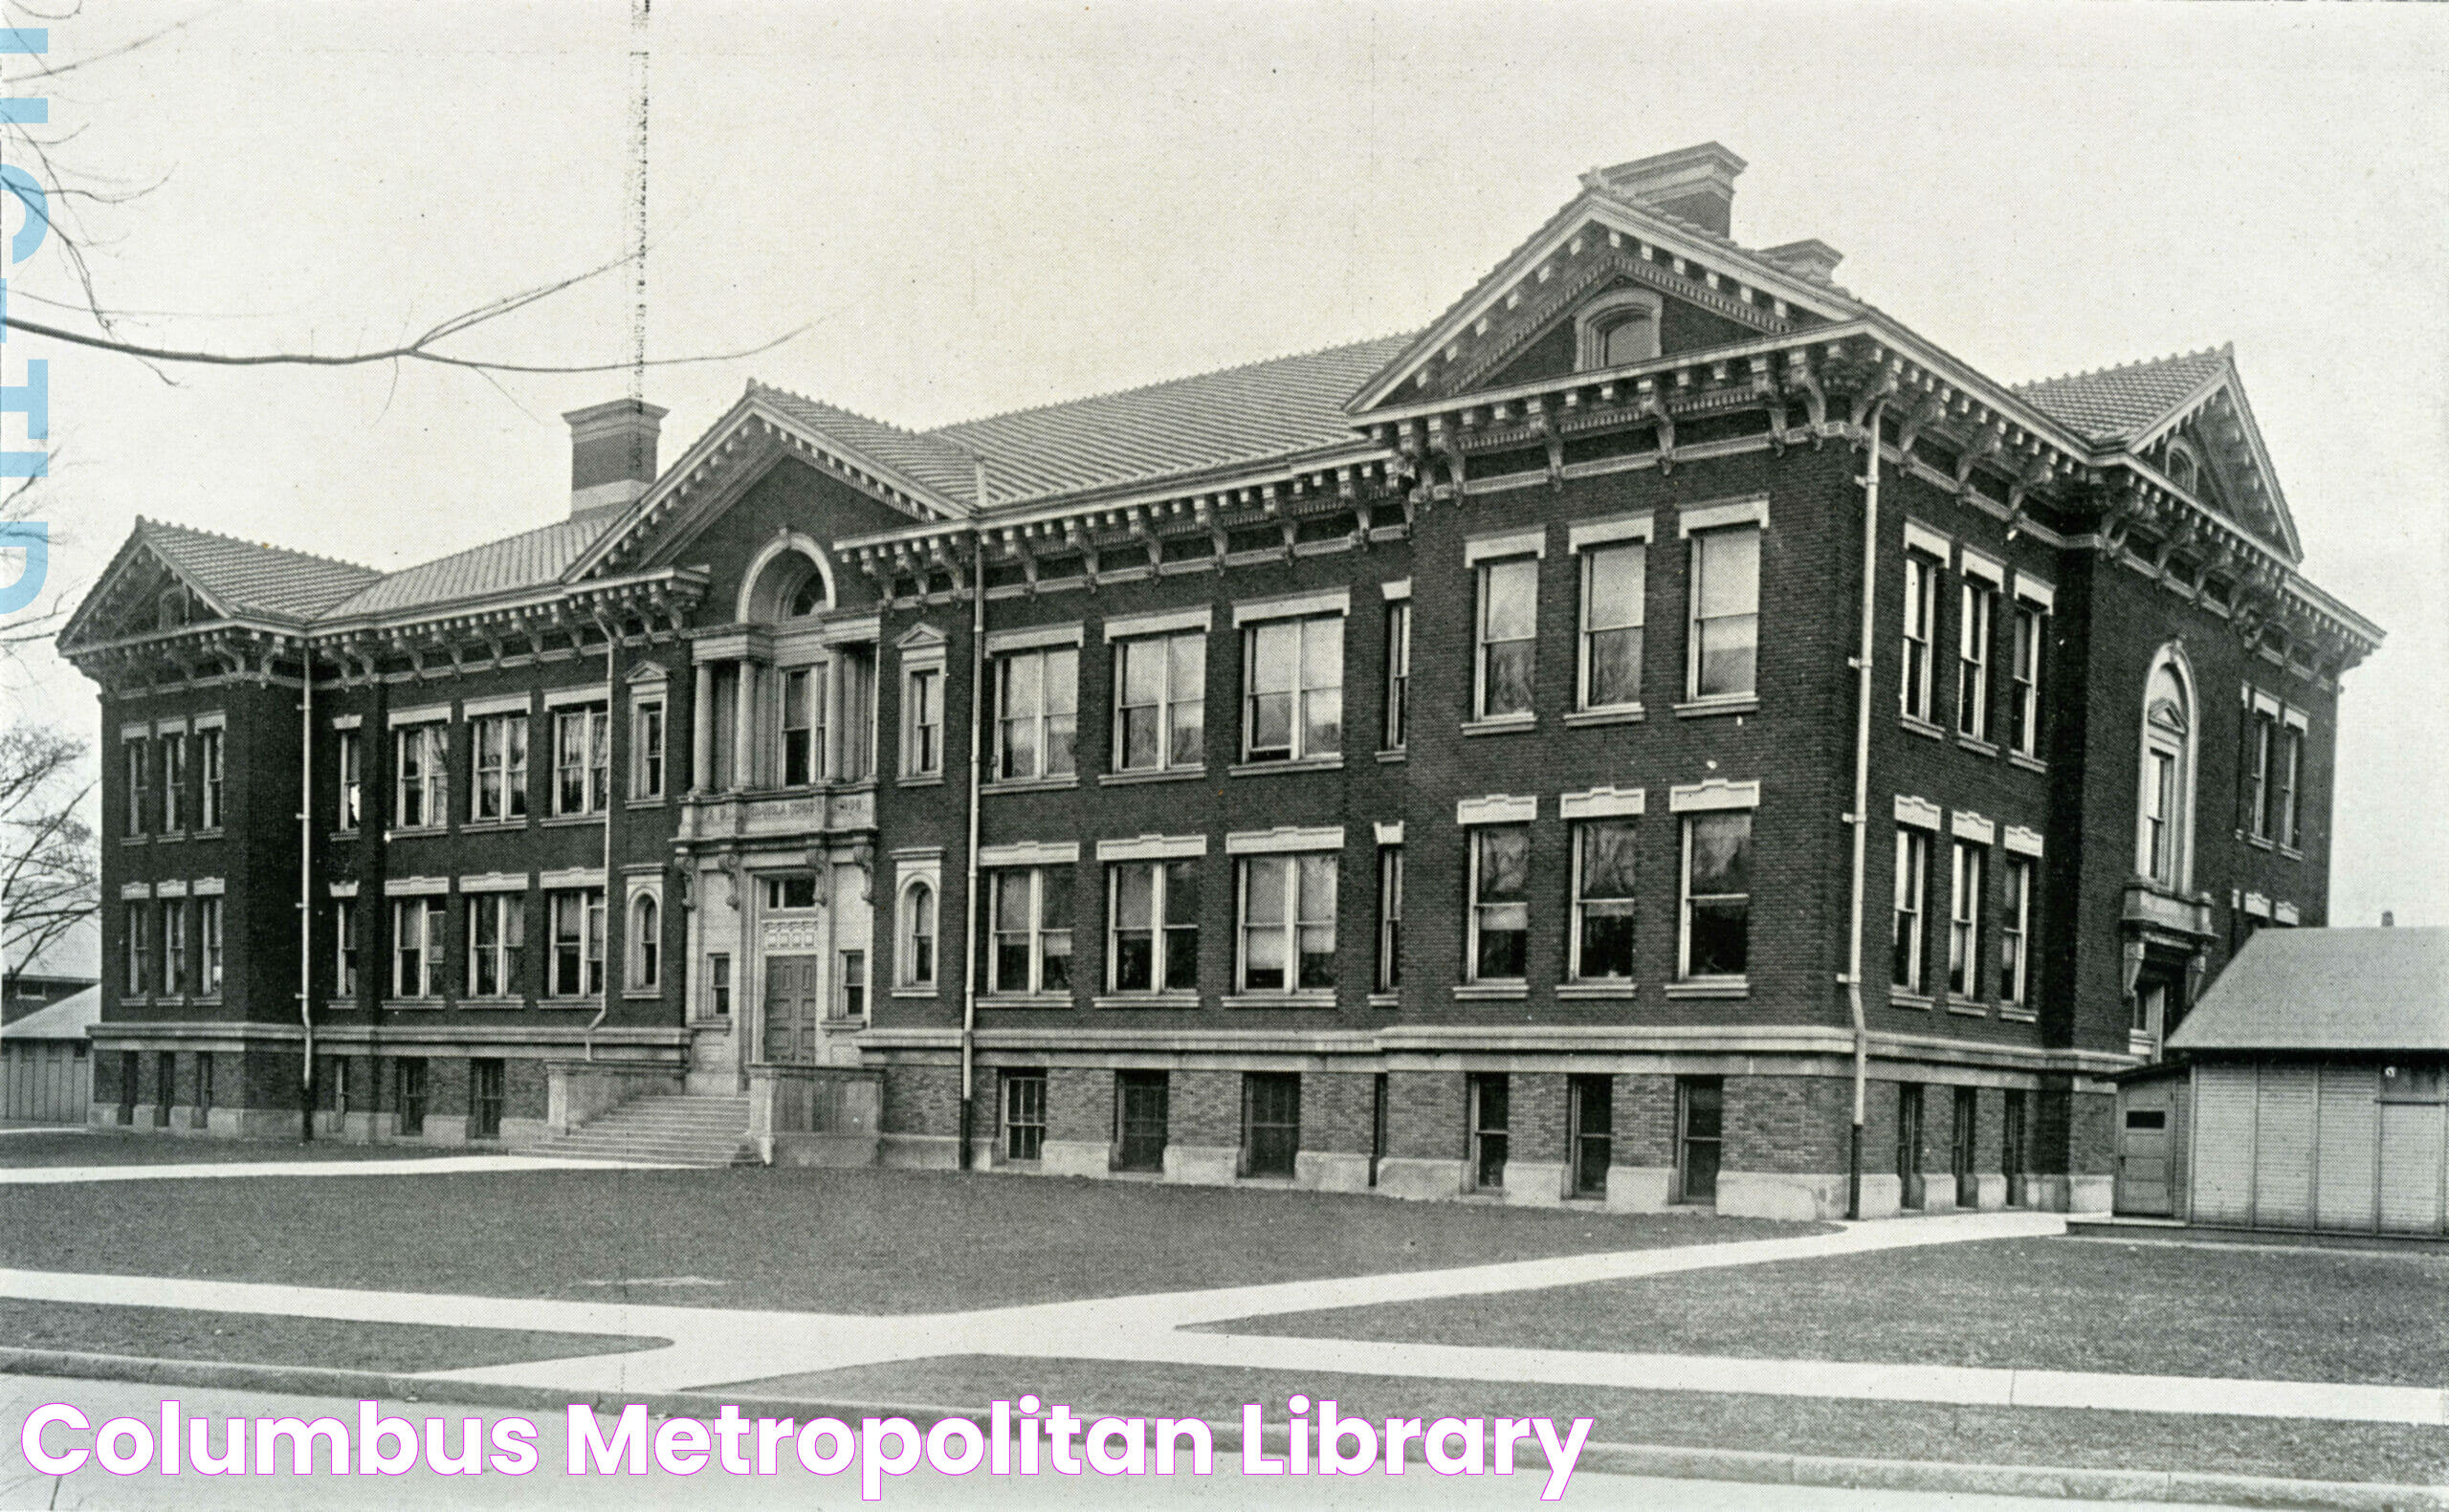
{"left": 1575, "top": 290, "right": 1664, "bottom": 373}
{"left": 156, "top": 587, "right": 188, "bottom": 631}
{"left": 789, "top": 576, "right": 826, "bottom": 619}
{"left": 2164, "top": 440, "right": 2201, "bottom": 495}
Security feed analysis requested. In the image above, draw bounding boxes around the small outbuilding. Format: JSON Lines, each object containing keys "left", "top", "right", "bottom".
{"left": 0, "top": 985, "right": 98, "bottom": 1125}
{"left": 2153, "top": 927, "right": 2446, "bottom": 1236}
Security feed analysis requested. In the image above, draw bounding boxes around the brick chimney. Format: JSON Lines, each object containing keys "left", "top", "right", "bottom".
{"left": 1584, "top": 142, "right": 1747, "bottom": 237}
{"left": 563, "top": 398, "right": 668, "bottom": 515}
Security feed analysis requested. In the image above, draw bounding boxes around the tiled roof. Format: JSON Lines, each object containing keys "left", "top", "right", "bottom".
{"left": 749, "top": 382, "right": 984, "bottom": 508}
{"left": 2167, "top": 928, "right": 2448, "bottom": 1053}
{"left": 320, "top": 505, "right": 628, "bottom": 619}
{"left": 2011, "top": 347, "right": 2230, "bottom": 445}
{"left": 928, "top": 336, "right": 1417, "bottom": 507}
{"left": 135, "top": 518, "right": 380, "bottom": 623}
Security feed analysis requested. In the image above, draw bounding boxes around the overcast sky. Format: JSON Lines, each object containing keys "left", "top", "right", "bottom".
{"left": 6, "top": 1, "right": 2443, "bottom": 933}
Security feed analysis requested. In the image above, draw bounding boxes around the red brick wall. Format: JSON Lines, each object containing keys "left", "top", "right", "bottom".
{"left": 1384, "top": 1071, "right": 1466, "bottom": 1161}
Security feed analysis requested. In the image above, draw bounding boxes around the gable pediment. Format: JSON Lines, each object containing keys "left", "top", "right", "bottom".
{"left": 59, "top": 537, "right": 227, "bottom": 651}
{"left": 2135, "top": 378, "right": 2301, "bottom": 560}
{"left": 894, "top": 621, "right": 947, "bottom": 653}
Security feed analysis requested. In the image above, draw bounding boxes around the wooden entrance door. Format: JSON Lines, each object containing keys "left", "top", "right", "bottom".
{"left": 1679, "top": 1076, "right": 1723, "bottom": 1205}
{"left": 1115, "top": 1071, "right": 1168, "bottom": 1172}
{"left": 762, "top": 954, "right": 822, "bottom": 1064}
{"left": 2115, "top": 1080, "right": 2176, "bottom": 1216}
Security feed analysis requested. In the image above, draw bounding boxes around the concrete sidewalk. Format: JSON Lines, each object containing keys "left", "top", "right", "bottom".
{"left": 0, "top": 1155, "right": 681, "bottom": 1183}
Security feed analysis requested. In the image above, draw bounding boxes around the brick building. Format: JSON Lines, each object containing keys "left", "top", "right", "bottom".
{"left": 61, "top": 143, "right": 2380, "bottom": 1216}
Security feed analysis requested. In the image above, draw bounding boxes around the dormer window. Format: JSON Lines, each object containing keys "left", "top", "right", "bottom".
{"left": 2163, "top": 440, "right": 2201, "bottom": 496}
{"left": 156, "top": 587, "right": 188, "bottom": 631}
{"left": 1574, "top": 289, "right": 1664, "bottom": 372}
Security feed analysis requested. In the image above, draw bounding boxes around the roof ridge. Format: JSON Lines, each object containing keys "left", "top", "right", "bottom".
{"left": 2012, "top": 345, "right": 2231, "bottom": 392}
{"left": 928, "top": 332, "right": 1418, "bottom": 434}
{"left": 746, "top": 379, "right": 969, "bottom": 451}
{"left": 135, "top": 515, "right": 378, "bottom": 577}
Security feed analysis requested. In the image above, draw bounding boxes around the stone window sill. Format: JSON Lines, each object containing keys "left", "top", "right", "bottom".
{"left": 1899, "top": 715, "right": 1945, "bottom": 742}
{"left": 622, "top": 989, "right": 662, "bottom": 1001}
{"left": 978, "top": 994, "right": 1073, "bottom": 1010}
{"left": 1453, "top": 982, "right": 1529, "bottom": 1000}
{"left": 330, "top": 830, "right": 360, "bottom": 843}
{"left": 1556, "top": 982, "right": 1638, "bottom": 1000}
{"left": 120, "top": 835, "right": 150, "bottom": 846}
{"left": 897, "top": 774, "right": 947, "bottom": 789}
{"left": 1564, "top": 706, "right": 1644, "bottom": 728}
{"left": 322, "top": 999, "right": 360, "bottom": 1012}
{"left": 542, "top": 814, "right": 606, "bottom": 828}
{"left": 1945, "top": 998, "right": 1989, "bottom": 1017}
{"left": 1224, "top": 992, "right": 1335, "bottom": 1009}
{"left": 386, "top": 826, "right": 449, "bottom": 842}
{"left": 626, "top": 796, "right": 671, "bottom": 809}
{"left": 1955, "top": 735, "right": 1999, "bottom": 758}
{"left": 1228, "top": 756, "right": 1344, "bottom": 778}
{"left": 1999, "top": 1007, "right": 2038, "bottom": 1023}
{"left": 1099, "top": 767, "right": 1207, "bottom": 788}
{"left": 383, "top": 998, "right": 447, "bottom": 1011}
{"left": 463, "top": 997, "right": 529, "bottom": 1009}
{"left": 541, "top": 997, "right": 606, "bottom": 1009}
{"left": 1377, "top": 749, "right": 1407, "bottom": 764}
{"left": 462, "top": 819, "right": 531, "bottom": 833}
{"left": 1666, "top": 978, "right": 1749, "bottom": 999}
{"left": 2009, "top": 752, "right": 2047, "bottom": 775}
{"left": 1676, "top": 696, "right": 1759, "bottom": 719}
{"left": 1889, "top": 991, "right": 1934, "bottom": 1010}
{"left": 194, "top": 828, "right": 225, "bottom": 842}
{"left": 2280, "top": 845, "right": 2304, "bottom": 862}
{"left": 2246, "top": 835, "right": 2275, "bottom": 852}
{"left": 1462, "top": 716, "right": 1536, "bottom": 737}
{"left": 157, "top": 832, "right": 188, "bottom": 844}
{"left": 982, "top": 777, "right": 1079, "bottom": 796}
{"left": 1367, "top": 991, "right": 1400, "bottom": 1009}
{"left": 890, "top": 987, "right": 938, "bottom": 1000}
{"left": 1093, "top": 992, "right": 1201, "bottom": 1010}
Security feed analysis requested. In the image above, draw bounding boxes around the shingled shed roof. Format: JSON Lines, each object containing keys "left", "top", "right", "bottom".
{"left": 136, "top": 518, "right": 380, "bottom": 623}
{"left": 2168, "top": 928, "right": 2449, "bottom": 1054}
{"left": 320, "top": 505, "right": 627, "bottom": 620}
{"left": 2012, "top": 347, "right": 2231, "bottom": 445}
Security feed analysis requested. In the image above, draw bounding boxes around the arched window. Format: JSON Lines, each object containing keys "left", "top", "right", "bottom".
{"left": 1573, "top": 289, "right": 1664, "bottom": 372}
{"left": 738, "top": 540, "right": 831, "bottom": 625}
{"left": 2137, "top": 650, "right": 2195, "bottom": 889}
{"left": 900, "top": 880, "right": 937, "bottom": 988}
{"left": 157, "top": 586, "right": 189, "bottom": 631}
{"left": 629, "top": 893, "right": 660, "bottom": 990}
{"left": 788, "top": 574, "right": 826, "bottom": 618}
{"left": 2163, "top": 440, "right": 2200, "bottom": 495}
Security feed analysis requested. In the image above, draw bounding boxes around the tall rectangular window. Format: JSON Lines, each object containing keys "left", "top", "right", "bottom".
{"left": 1901, "top": 554, "right": 1938, "bottom": 722}
{"left": 1108, "top": 859, "right": 1200, "bottom": 994}
{"left": 988, "top": 866, "right": 1074, "bottom": 996}
{"left": 2000, "top": 856, "right": 2033, "bottom": 1009}
{"left": 1243, "top": 615, "right": 1342, "bottom": 762}
{"left": 1688, "top": 526, "right": 1760, "bottom": 700}
{"left": 1680, "top": 811, "right": 1753, "bottom": 979}
{"left": 1474, "top": 557, "right": 1538, "bottom": 719}
{"left": 995, "top": 647, "right": 1078, "bottom": 781}
{"left": 337, "top": 729, "right": 362, "bottom": 831}
{"left": 1382, "top": 601, "right": 1411, "bottom": 750}
{"left": 1242, "top": 1071, "right": 1300, "bottom": 1179}
{"left": 2009, "top": 603, "right": 2043, "bottom": 756}
{"left": 899, "top": 883, "right": 937, "bottom": 988}
{"left": 471, "top": 1060, "right": 505, "bottom": 1141}
{"left": 708, "top": 953, "right": 732, "bottom": 1016}
{"left": 835, "top": 949, "right": 866, "bottom": 1019}
{"left": 163, "top": 902, "right": 188, "bottom": 996}
{"left": 334, "top": 903, "right": 359, "bottom": 997}
{"left": 1579, "top": 541, "right": 1644, "bottom": 711}
{"left": 903, "top": 667, "right": 942, "bottom": 777}
{"left": 2145, "top": 749, "right": 2178, "bottom": 886}
{"left": 1375, "top": 845, "right": 1403, "bottom": 994}
{"left": 123, "top": 738, "right": 147, "bottom": 836}
{"left": 163, "top": 734, "right": 187, "bottom": 831}
{"left": 396, "top": 1060, "right": 428, "bottom": 1138}
{"left": 2277, "top": 725, "right": 2303, "bottom": 849}
{"left": 632, "top": 699, "right": 666, "bottom": 799}
{"left": 198, "top": 898, "right": 222, "bottom": 996}
{"left": 2246, "top": 711, "right": 2276, "bottom": 841}
{"left": 198, "top": 729, "right": 224, "bottom": 828}
{"left": 1892, "top": 828, "right": 1931, "bottom": 993}
{"left": 1571, "top": 820, "right": 1638, "bottom": 980}
{"left": 550, "top": 888, "right": 606, "bottom": 997}
{"left": 472, "top": 713, "right": 528, "bottom": 822}
{"left": 393, "top": 896, "right": 445, "bottom": 998}
{"left": 1569, "top": 1075, "right": 1613, "bottom": 1198}
{"left": 1237, "top": 853, "right": 1337, "bottom": 992}
{"left": 1957, "top": 581, "right": 1996, "bottom": 740}
{"left": 1948, "top": 840, "right": 1985, "bottom": 997}
{"left": 1467, "top": 825, "right": 1531, "bottom": 982}
{"left": 1114, "top": 631, "right": 1205, "bottom": 773}
{"left": 395, "top": 723, "right": 447, "bottom": 829}
{"left": 1002, "top": 1070, "right": 1047, "bottom": 1162}
{"left": 554, "top": 707, "right": 610, "bottom": 815}
{"left": 837, "top": 648, "right": 875, "bottom": 782}
{"left": 468, "top": 893, "right": 523, "bottom": 998}
{"left": 781, "top": 668, "right": 819, "bottom": 786}
{"left": 1468, "top": 1072, "right": 1510, "bottom": 1191}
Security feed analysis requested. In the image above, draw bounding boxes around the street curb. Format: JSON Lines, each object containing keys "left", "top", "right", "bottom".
{"left": 3, "top": 1348, "right": 2441, "bottom": 1511}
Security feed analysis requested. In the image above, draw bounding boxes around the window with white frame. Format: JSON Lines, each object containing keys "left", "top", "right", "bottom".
{"left": 1238, "top": 852, "right": 1336, "bottom": 992}
{"left": 995, "top": 647, "right": 1077, "bottom": 780}
{"left": 1579, "top": 542, "right": 1644, "bottom": 711}
{"left": 163, "top": 734, "right": 187, "bottom": 831}
{"left": 1113, "top": 631, "right": 1205, "bottom": 773}
{"left": 467, "top": 893, "right": 523, "bottom": 997}
{"left": 198, "top": 897, "right": 222, "bottom": 996}
{"left": 1572, "top": 820, "right": 1638, "bottom": 980}
{"left": 334, "top": 902, "right": 359, "bottom": 997}
{"left": 2000, "top": 856, "right": 2033, "bottom": 1008}
{"left": 898, "top": 879, "right": 937, "bottom": 988}
{"left": 763, "top": 873, "right": 819, "bottom": 910}
{"left": 163, "top": 901, "right": 188, "bottom": 995}
{"left": 1892, "top": 828, "right": 1931, "bottom": 993}
{"left": 631, "top": 698, "right": 666, "bottom": 799}
{"left": 1687, "top": 527, "right": 1760, "bottom": 700}
{"left": 1382, "top": 600, "right": 1411, "bottom": 751}
{"left": 836, "top": 648, "right": 875, "bottom": 783}
{"left": 2009, "top": 601, "right": 2044, "bottom": 756}
{"left": 395, "top": 723, "right": 448, "bottom": 829}
{"left": 629, "top": 892, "right": 660, "bottom": 991}
{"left": 337, "top": 729, "right": 362, "bottom": 831}
{"left": 549, "top": 888, "right": 605, "bottom": 997}
{"left": 988, "top": 866, "right": 1074, "bottom": 995}
{"left": 553, "top": 706, "right": 609, "bottom": 815}
{"left": 1957, "top": 579, "right": 1996, "bottom": 740}
{"left": 2245, "top": 706, "right": 2276, "bottom": 841}
{"left": 836, "top": 950, "right": 866, "bottom": 1019}
{"left": 1243, "top": 615, "right": 1342, "bottom": 761}
{"left": 2138, "top": 656, "right": 2194, "bottom": 888}
{"left": 1680, "top": 811, "right": 1753, "bottom": 979}
{"left": 472, "top": 712, "right": 528, "bottom": 822}
{"left": 124, "top": 903, "right": 148, "bottom": 994}
{"left": 1109, "top": 859, "right": 1200, "bottom": 994}
{"left": 1947, "top": 840, "right": 1985, "bottom": 997}
{"left": 1474, "top": 557, "right": 1538, "bottom": 720}
{"left": 1376, "top": 845, "right": 1403, "bottom": 993}
{"left": 1467, "top": 826, "right": 1531, "bottom": 982}
{"left": 903, "top": 665, "right": 942, "bottom": 778}
{"left": 198, "top": 729, "right": 224, "bottom": 828}
{"left": 2277, "top": 723, "right": 2304, "bottom": 849}
{"left": 393, "top": 896, "right": 446, "bottom": 998}
{"left": 123, "top": 737, "right": 147, "bottom": 836}
{"left": 1901, "top": 553, "right": 1938, "bottom": 723}
{"left": 781, "top": 668, "right": 821, "bottom": 786}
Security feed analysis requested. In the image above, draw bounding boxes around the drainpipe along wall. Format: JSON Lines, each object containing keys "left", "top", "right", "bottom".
{"left": 1843, "top": 399, "right": 1888, "bottom": 1219}
{"left": 298, "top": 645, "right": 316, "bottom": 1141}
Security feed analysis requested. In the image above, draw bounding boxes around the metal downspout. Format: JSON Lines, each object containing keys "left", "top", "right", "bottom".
{"left": 1843, "top": 400, "right": 1887, "bottom": 1220}
{"left": 958, "top": 467, "right": 989, "bottom": 1170}
{"left": 298, "top": 643, "right": 316, "bottom": 1141}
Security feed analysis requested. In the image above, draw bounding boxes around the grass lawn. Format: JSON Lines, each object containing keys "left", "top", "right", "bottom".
{"left": 0, "top": 1130, "right": 473, "bottom": 1168}
{"left": 1212, "top": 1236, "right": 2449, "bottom": 1389}
{"left": 725, "top": 1355, "right": 2449, "bottom": 1488}
{"left": 0, "top": 1300, "right": 664, "bottom": 1373}
{"left": 0, "top": 1167, "right": 1819, "bottom": 1314}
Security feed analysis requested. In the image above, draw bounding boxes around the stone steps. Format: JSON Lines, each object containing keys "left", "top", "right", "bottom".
{"left": 518, "top": 1094, "right": 758, "bottom": 1168}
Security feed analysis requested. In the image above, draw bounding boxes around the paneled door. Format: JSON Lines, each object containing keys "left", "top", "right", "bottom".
{"left": 761, "top": 954, "right": 823, "bottom": 1064}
